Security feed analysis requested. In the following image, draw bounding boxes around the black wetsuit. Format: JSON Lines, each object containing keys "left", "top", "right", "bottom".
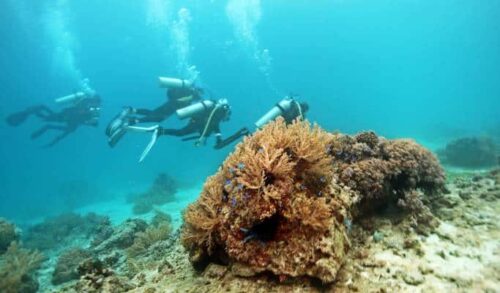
{"left": 214, "top": 100, "right": 308, "bottom": 149}
{"left": 8, "top": 96, "right": 101, "bottom": 147}
{"left": 158, "top": 102, "right": 247, "bottom": 148}
{"left": 282, "top": 101, "right": 308, "bottom": 124}
{"left": 130, "top": 87, "right": 201, "bottom": 124}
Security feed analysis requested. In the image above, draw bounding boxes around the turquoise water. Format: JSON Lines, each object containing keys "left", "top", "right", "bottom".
{"left": 0, "top": 0, "right": 499, "bottom": 221}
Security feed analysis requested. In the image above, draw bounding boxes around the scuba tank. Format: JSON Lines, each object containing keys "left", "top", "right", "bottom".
{"left": 255, "top": 97, "right": 294, "bottom": 128}
{"left": 176, "top": 100, "right": 215, "bottom": 120}
{"left": 54, "top": 92, "right": 87, "bottom": 104}
{"left": 158, "top": 76, "right": 193, "bottom": 89}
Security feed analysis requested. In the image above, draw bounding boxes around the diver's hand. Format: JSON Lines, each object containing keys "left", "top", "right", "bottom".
{"left": 238, "top": 127, "right": 250, "bottom": 136}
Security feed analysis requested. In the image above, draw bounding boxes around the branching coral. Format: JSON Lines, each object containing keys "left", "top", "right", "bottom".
{"left": 0, "top": 218, "right": 18, "bottom": 254}
{"left": 0, "top": 242, "right": 45, "bottom": 293}
{"left": 183, "top": 118, "right": 350, "bottom": 282}
{"left": 126, "top": 222, "right": 172, "bottom": 258}
{"left": 182, "top": 119, "right": 445, "bottom": 283}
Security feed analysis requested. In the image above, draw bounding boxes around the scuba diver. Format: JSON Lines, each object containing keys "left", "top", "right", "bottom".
{"left": 213, "top": 95, "right": 310, "bottom": 150}
{"left": 130, "top": 98, "right": 248, "bottom": 162}
{"left": 106, "top": 77, "right": 202, "bottom": 147}
{"left": 6, "top": 91, "right": 101, "bottom": 147}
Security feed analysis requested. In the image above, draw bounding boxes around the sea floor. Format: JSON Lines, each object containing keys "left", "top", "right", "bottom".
{"left": 14, "top": 169, "right": 500, "bottom": 292}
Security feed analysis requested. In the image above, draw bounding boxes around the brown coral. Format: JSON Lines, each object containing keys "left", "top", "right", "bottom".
{"left": 0, "top": 242, "right": 45, "bottom": 293}
{"left": 0, "top": 218, "right": 18, "bottom": 254}
{"left": 182, "top": 119, "right": 445, "bottom": 283}
{"left": 183, "top": 118, "right": 351, "bottom": 282}
{"left": 52, "top": 248, "right": 93, "bottom": 285}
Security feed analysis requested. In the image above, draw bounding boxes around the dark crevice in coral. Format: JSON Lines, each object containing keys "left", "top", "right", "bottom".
{"left": 264, "top": 172, "right": 276, "bottom": 186}
{"left": 248, "top": 214, "right": 281, "bottom": 243}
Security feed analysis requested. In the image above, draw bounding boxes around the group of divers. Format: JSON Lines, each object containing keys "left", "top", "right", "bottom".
{"left": 6, "top": 77, "right": 309, "bottom": 161}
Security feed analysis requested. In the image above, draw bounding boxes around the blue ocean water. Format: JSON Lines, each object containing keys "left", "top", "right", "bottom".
{"left": 0, "top": 0, "right": 499, "bottom": 222}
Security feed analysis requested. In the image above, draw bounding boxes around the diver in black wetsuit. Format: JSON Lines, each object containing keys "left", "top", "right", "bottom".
{"left": 157, "top": 98, "right": 248, "bottom": 148}
{"left": 133, "top": 98, "right": 249, "bottom": 162}
{"left": 212, "top": 96, "right": 309, "bottom": 150}
{"left": 6, "top": 95, "right": 101, "bottom": 147}
{"left": 106, "top": 86, "right": 202, "bottom": 147}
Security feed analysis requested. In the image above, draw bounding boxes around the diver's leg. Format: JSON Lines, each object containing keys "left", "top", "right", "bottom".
{"left": 158, "top": 123, "right": 197, "bottom": 137}
{"left": 32, "top": 105, "right": 55, "bottom": 119}
{"left": 31, "top": 124, "right": 66, "bottom": 140}
{"left": 134, "top": 104, "right": 175, "bottom": 123}
{"left": 44, "top": 128, "right": 75, "bottom": 147}
{"left": 6, "top": 105, "right": 54, "bottom": 126}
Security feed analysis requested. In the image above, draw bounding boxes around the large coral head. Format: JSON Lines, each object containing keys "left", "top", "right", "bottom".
{"left": 182, "top": 118, "right": 351, "bottom": 282}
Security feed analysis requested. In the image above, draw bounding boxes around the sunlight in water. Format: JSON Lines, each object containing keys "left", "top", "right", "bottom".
{"left": 146, "top": 0, "right": 172, "bottom": 29}
{"left": 43, "top": 0, "right": 83, "bottom": 85}
{"left": 170, "top": 7, "right": 198, "bottom": 80}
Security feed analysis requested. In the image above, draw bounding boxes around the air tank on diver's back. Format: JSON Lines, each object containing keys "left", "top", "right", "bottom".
{"left": 54, "top": 92, "right": 87, "bottom": 104}
{"left": 158, "top": 76, "right": 193, "bottom": 89}
{"left": 176, "top": 100, "right": 216, "bottom": 120}
{"left": 255, "top": 97, "right": 294, "bottom": 128}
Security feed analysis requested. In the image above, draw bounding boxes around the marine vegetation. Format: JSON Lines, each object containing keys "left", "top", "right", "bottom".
{"left": 23, "top": 212, "right": 110, "bottom": 251}
{"left": 438, "top": 136, "right": 498, "bottom": 168}
{"left": 52, "top": 247, "right": 93, "bottom": 285}
{"left": 130, "top": 173, "right": 178, "bottom": 215}
{"left": 0, "top": 242, "right": 45, "bottom": 293}
{"left": 0, "top": 218, "right": 19, "bottom": 254}
{"left": 182, "top": 118, "right": 445, "bottom": 283}
{"left": 126, "top": 212, "right": 173, "bottom": 258}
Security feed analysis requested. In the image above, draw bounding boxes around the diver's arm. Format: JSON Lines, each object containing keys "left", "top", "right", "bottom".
{"left": 214, "top": 127, "right": 250, "bottom": 150}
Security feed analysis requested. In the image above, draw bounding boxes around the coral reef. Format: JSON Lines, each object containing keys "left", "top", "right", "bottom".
{"left": 0, "top": 218, "right": 19, "bottom": 254}
{"left": 130, "top": 173, "right": 178, "bottom": 214}
{"left": 182, "top": 119, "right": 445, "bottom": 283}
{"left": 24, "top": 212, "right": 110, "bottom": 251}
{"left": 0, "top": 242, "right": 45, "bottom": 293}
{"left": 126, "top": 212, "right": 173, "bottom": 258}
{"left": 52, "top": 247, "right": 93, "bottom": 285}
{"left": 438, "top": 136, "right": 498, "bottom": 168}
{"left": 329, "top": 131, "right": 445, "bottom": 214}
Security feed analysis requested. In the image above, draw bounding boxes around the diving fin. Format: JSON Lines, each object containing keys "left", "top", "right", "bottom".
{"left": 139, "top": 128, "right": 159, "bottom": 163}
{"left": 108, "top": 126, "right": 127, "bottom": 148}
{"left": 6, "top": 110, "right": 32, "bottom": 126}
{"left": 106, "top": 107, "right": 132, "bottom": 137}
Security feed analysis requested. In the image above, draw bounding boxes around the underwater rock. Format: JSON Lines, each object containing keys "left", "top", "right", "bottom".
{"left": 438, "top": 137, "right": 498, "bottom": 168}
{"left": 52, "top": 248, "right": 93, "bottom": 285}
{"left": 182, "top": 119, "right": 445, "bottom": 283}
{"left": 23, "top": 212, "right": 110, "bottom": 251}
{"left": 0, "top": 242, "right": 44, "bottom": 293}
{"left": 73, "top": 258, "right": 135, "bottom": 292}
{"left": 130, "top": 173, "right": 178, "bottom": 215}
{"left": 91, "top": 219, "right": 148, "bottom": 253}
{"left": 0, "top": 218, "right": 19, "bottom": 254}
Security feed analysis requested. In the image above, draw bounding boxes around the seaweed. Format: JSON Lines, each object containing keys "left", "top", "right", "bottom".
{"left": 0, "top": 242, "right": 45, "bottom": 293}
{"left": 0, "top": 218, "right": 19, "bottom": 254}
